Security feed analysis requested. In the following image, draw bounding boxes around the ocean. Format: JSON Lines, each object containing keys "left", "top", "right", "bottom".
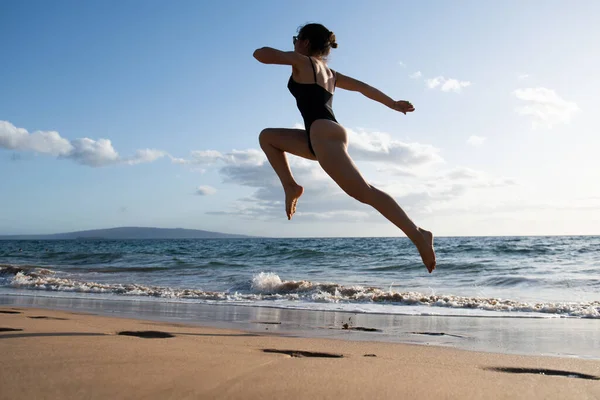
{"left": 1, "top": 236, "right": 598, "bottom": 319}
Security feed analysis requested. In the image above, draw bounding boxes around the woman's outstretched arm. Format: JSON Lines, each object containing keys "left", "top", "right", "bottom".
{"left": 253, "top": 47, "right": 304, "bottom": 66}
{"left": 335, "top": 72, "right": 415, "bottom": 114}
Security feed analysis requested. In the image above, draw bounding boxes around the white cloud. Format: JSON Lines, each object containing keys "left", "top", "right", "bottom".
{"left": 377, "top": 166, "right": 419, "bottom": 177}
{"left": 178, "top": 149, "right": 266, "bottom": 167}
{"left": 426, "top": 76, "right": 444, "bottom": 89}
{"left": 169, "top": 156, "right": 191, "bottom": 164}
{"left": 0, "top": 120, "right": 72, "bottom": 156}
{"left": 443, "top": 167, "right": 517, "bottom": 188}
{"left": 188, "top": 150, "right": 224, "bottom": 165}
{"left": 297, "top": 210, "right": 372, "bottom": 220}
{"left": 125, "top": 149, "right": 167, "bottom": 165}
{"left": 398, "top": 61, "right": 406, "bottom": 67}
{"left": 440, "top": 79, "right": 471, "bottom": 92}
{"left": 514, "top": 87, "right": 579, "bottom": 129}
{"left": 347, "top": 129, "right": 443, "bottom": 166}
{"left": 409, "top": 71, "right": 422, "bottom": 79}
{"left": 174, "top": 129, "right": 442, "bottom": 174}
{"left": 195, "top": 185, "right": 217, "bottom": 196}
{"left": 425, "top": 76, "right": 471, "bottom": 93}
{"left": 179, "top": 128, "right": 515, "bottom": 221}
{"left": 445, "top": 167, "right": 484, "bottom": 181}
{"left": 67, "top": 138, "right": 120, "bottom": 167}
{"left": 518, "top": 73, "right": 530, "bottom": 80}
{"left": 222, "top": 149, "right": 266, "bottom": 166}
{"left": 0, "top": 120, "right": 167, "bottom": 167}
{"left": 207, "top": 159, "right": 515, "bottom": 220}
{"left": 178, "top": 142, "right": 380, "bottom": 220}
{"left": 467, "top": 135, "right": 486, "bottom": 146}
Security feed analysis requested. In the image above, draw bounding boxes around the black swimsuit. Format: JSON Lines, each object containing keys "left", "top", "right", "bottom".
{"left": 287, "top": 57, "right": 337, "bottom": 156}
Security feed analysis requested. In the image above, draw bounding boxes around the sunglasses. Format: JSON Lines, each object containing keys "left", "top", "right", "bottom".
{"left": 293, "top": 35, "right": 301, "bottom": 45}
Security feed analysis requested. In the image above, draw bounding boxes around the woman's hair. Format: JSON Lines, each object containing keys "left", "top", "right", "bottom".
{"left": 297, "top": 23, "right": 337, "bottom": 58}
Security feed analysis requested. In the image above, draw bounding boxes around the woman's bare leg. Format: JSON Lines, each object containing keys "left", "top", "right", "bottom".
{"left": 259, "top": 128, "right": 317, "bottom": 220}
{"left": 310, "top": 120, "right": 436, "bottom": 272}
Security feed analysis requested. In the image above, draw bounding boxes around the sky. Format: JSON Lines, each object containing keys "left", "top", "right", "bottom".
{"left": 1, "top": 0, "right": 599, "bottom": 237}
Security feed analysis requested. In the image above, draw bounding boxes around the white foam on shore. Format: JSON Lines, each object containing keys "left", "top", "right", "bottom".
{"left": 2, "top": 268, "right": 599, "bottom": 319}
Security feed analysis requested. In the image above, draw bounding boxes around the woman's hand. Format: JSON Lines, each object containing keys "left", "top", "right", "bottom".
{"left": 390, "top": 100, "right": 415, "bottom": 114}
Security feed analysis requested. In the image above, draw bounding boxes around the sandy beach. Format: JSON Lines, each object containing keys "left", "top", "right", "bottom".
{"left": 1, "top": 306, "right": 599, "bottom": 400}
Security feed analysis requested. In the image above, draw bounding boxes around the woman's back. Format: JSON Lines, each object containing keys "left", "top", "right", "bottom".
{"left": 287, "top": 56, "right": 337, "bottom": 151}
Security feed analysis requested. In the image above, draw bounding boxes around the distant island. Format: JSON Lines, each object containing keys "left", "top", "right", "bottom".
{"left": 0, "top": 227, "right": 254, "bottom": 240}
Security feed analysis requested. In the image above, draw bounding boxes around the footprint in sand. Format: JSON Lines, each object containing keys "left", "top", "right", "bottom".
{"left": 409, "top": 331, "right": 467, "bottom": 339}
{"left": 117, "top": 330, "right": 175, "bottom": 339}
{"left": 486, "top": 367, "right": 600, "bottom": 381}
{"left": 263, "top": 349, "right": 343, "bottom": 358}
{"left": 341, "top": 325, "right": 382, "bottom": 332}
{"left": 0, "top": 327, "right": 23, "bottom": 332}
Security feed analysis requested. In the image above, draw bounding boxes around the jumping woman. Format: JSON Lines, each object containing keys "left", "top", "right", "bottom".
{"left": 253, "top": 23, "right": 436, "bottom": 273}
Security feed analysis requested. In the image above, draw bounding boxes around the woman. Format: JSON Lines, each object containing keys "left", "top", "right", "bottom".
{"left": 253, "top": 23, "right": 436, "bottom": 273}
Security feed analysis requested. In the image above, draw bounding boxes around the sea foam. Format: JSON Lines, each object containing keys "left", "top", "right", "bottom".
{"left": 2, "top": 266, "right": 598, "bottom": 319}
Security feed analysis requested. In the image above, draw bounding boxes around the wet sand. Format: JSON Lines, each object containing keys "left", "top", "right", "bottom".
{"left": 1, "top": 306, "right": 599, "bottom": 399}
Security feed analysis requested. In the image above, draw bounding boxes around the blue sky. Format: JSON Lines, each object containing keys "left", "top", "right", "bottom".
{"left": 1, "top": 0, "right": 599, "bottom": 237}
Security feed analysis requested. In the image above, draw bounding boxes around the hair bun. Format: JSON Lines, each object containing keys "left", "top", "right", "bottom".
{"left": 328, "top": 31, "right": 337, "bottom": 49}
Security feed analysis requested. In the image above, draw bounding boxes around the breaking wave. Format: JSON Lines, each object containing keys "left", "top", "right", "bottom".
{"left": 1, "top": 267, "right": 598, "bottom": 319}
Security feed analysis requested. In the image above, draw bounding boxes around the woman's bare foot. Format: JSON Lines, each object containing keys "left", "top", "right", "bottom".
{"left": 415, "top": 228, "right": 436, "bottom": 273}
{"left": 284, "top": 184, "right": 304, "bottom": 220}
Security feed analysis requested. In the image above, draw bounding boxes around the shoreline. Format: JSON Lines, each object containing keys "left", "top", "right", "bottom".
{"left": 2, "top": 292, "right": 600, "bottom": 360}
{"left": 1, "top": 305, "right": 599, "bottom": 399}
